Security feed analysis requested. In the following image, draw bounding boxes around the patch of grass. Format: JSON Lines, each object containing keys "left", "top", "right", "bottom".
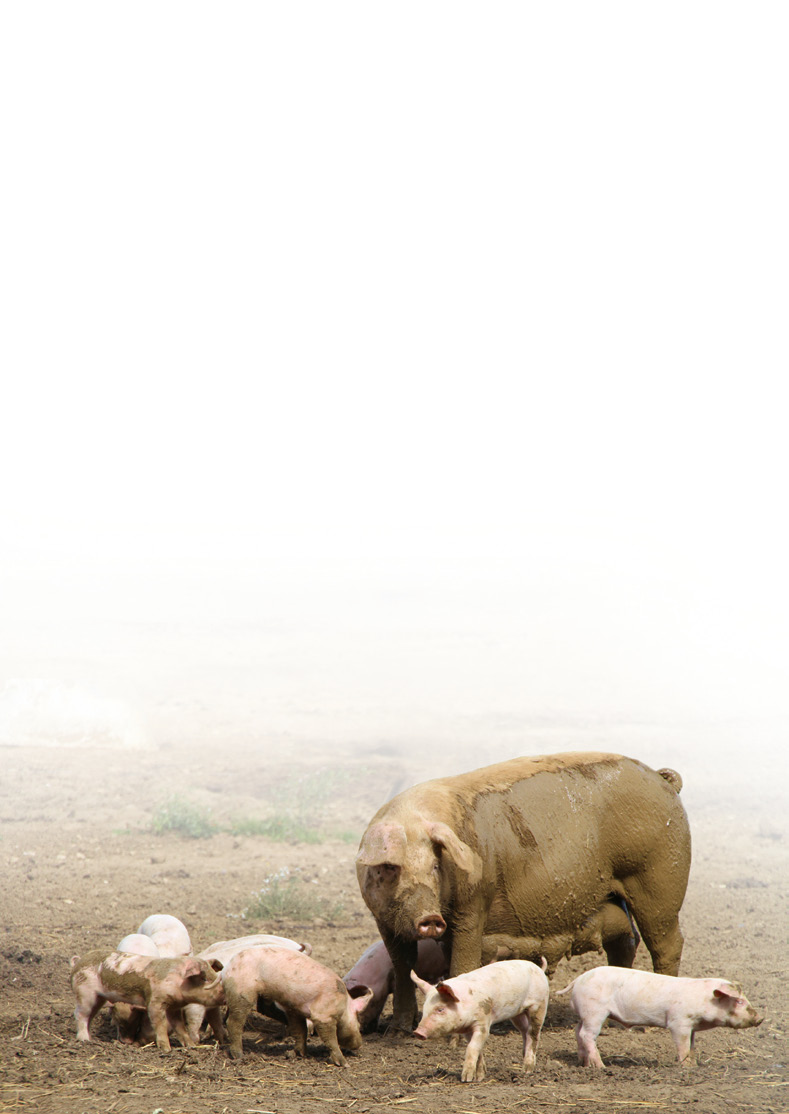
{"left": 243, "top": 867, "right": 344, "bottom": 923}
{"left": 326, "top": 828, "right": 361, "bottom": 844}
{"left": 284, "top": 768, "right": 354, "bottom": 807}
{"left": 150, "top": 795, "right": 217, "bottom": 839}
{"left": 227, "top": 813, "right": 322, "bottom": 843}
{"left": 149, "top": 766, "right": 370, "bottom": 846}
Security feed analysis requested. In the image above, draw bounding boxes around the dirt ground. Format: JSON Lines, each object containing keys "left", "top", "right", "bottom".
{"left": 1, "top": 737, "right": 786, "bottom": 1114}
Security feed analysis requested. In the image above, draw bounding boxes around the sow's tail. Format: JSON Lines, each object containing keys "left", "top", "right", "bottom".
{"left": 608, "top": 892, "right": 641, "bottom": 952}
{"left": 657, "top": 767, "right": 683, "bottom": 793}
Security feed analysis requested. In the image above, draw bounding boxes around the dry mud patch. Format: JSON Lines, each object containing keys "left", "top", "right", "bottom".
{"left": 0, "top": 740, "right": 786, "bottom": 1114}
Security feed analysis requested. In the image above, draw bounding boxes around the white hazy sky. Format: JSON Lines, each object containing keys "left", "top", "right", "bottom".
{"left": 1, "top": 4, "right": 787, "bottom": 738}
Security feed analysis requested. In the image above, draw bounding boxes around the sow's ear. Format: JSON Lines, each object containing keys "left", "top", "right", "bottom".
{"left": 425, "top": 821, "right": 483, "bottom": 885}
{"left": 356, "top": 822, "right": 409, "bottom": 867}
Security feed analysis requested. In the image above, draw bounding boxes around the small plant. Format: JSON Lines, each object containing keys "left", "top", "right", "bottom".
{"left": 227, "top": 814, "right": 322, "bottom": 843}
{"left": 150, "top": 795, "right": 216, "bottom": 839}
{"left": 243, "top": 867, "right": 344, "bottom": 923}
{"left": 327, "top": 827, "right": 360, "bottom": 844}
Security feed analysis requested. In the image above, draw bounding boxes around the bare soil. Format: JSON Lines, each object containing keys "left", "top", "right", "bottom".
{"left": 1, "top": 738, "right": 786, "bottom": 1114}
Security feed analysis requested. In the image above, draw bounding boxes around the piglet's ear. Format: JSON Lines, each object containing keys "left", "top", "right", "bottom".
{"left": 713, "top": 988, "right": 740, "bottom": 1006}
{"left": 436, "top": 981, "right": 459, "bottom": 1003}
{"left": 349, "top": 985, "right": 374, "bottom": 1014}
{"left": 182, "top": 959, "right": 202, "bottom": 979}
{"left": 411, "top": 970, "right": 432, "bottom": 995}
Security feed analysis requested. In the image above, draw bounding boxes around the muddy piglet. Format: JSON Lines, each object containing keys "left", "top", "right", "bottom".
{"left": 222, "top": 945, "right": 373, "bottom": 1066}
{"left": 112, "top": 934, "right": 161, "bottom": 1043}
{"left": 412, "top": 959, "right": 550, "bottom": 1083}
{"left": 184, "top": 934, "right": 313, "bottom": 1042}
{"left": 70, "top": 949, "right": 225, "bottom": 1052}
{"left": 557, "top": 966, "right": 763, "bottom": 1067}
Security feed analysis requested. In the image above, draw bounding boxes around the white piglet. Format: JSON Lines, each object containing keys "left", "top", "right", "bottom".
{"left": 411, "top": 959, "right": 550, "bottom": 1083}
{"left": 138, "top": 914, "right": 193, "bottom": 957}
{"left": 558, "top": 966, "right": 763, "bottom": 1067}
{"left": 117, "top": 933, "right": 160, "bottom": 958}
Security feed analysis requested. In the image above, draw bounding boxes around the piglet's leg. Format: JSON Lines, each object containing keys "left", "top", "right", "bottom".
{"left": 313, "top": 1019, "right": 347, "bottom": 1068}
{"left": 225, "top": 993, "right": 253, "bottom": 1059}
{"left": 287, "top": 1012, "right": 309, "bottom": 1059}
{"left": 148, "top": 1000, "right": 172, "bottom": 1052}
{"left": 460, "top": 1023, "right": 490, "bottom": 1083}
{"left": 167, "top": 1005, "right": 196, "bottom": 1048}
{"left": 512, "top": 1004, "right": 544, "bottom": 1071}
{"left": 671, "top": 1024, "right": 695, "bottom": 1064}
{"left": 576, "top": 1019, "right": 605, "bottom": 1069}
{"left": 74, "top": 991, "right": 106, "bottom": 1041}
{"left": 184, "top": 1003, "right": 205, "bottom": 1044}
{"left": 204, "top": 1005, "right": 226, "bottom": 1047}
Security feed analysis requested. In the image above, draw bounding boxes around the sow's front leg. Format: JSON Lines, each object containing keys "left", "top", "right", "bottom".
{"left": 447, "top": 909, "right": 485, "bottom": 980}
{"left": 382, "top": 933, "right": 418, "bottom": 1032}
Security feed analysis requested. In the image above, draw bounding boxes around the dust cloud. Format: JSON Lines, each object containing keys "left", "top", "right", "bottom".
{"left": 1, "top": 563, "right": 786, "bottom": 826}
{"left": 2, "top": 7, "right": 787, "bottom": 835}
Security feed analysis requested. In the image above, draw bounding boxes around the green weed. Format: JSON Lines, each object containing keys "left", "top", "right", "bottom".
{"left": 227, "top": 813, "right": 322, "bottom": 843}
{"left": 150, "top": 795, "right": 217, "bottom": 839}
{"left": 243, "top": 867, "right": 344, "bottom": 923}
{"left": 327, "top": 828, "right": 360, "bottom": 844}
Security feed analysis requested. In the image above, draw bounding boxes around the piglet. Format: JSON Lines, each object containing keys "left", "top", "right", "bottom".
{"left": 137, "top": 914, "right": 192, "bottom": 957}
{"left": 344, "top": 938, "right": 448, "bottom": 1033}
{"left": 557, "top": 966, "right": 764, "bottom": 1067}
{"left": 222, "top": 945, "right": 373, "bottom": 1066}
{"left": 199, "top": 933, "right": 312, "bottom": 967}
{"left": 411, "top": 959, "right": 550, "bottom": 1082}
{"left": 184, "top": 934, "right": 313, "bottom": 1042}
{"left": 117, "top": 934, "right": 160, "bottom": 958}
{"left": 113, "top": 934, "right": 161, "bottom": 1042}
{"left": 70, "top": 949, "right": 225, "bottom": 1052}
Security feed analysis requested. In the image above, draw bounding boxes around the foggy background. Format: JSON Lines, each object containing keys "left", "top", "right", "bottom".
{"left": 1, "top": 6, "right": 787, "bottom": 812}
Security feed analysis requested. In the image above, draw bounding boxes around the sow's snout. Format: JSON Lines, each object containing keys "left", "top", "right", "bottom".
{"left": 416, "top": 914, "right": 447, "bottom": 939}
{"left": 389, "top": 881, "right": 447, "bottom": 942}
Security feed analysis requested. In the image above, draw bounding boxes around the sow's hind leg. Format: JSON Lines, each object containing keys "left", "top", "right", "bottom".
{"left": 616, "top": 765, "right": 691, "bottom": 976}
{"left": 621, "top": 871, "right": 686, "bottom": 976}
